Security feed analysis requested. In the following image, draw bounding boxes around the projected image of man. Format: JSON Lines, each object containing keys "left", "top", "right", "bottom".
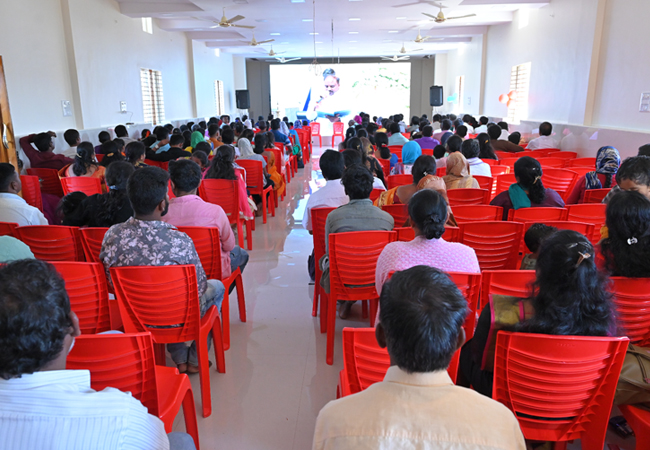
{"left": 313, "top": 68, "right": 349, "bottom": 123}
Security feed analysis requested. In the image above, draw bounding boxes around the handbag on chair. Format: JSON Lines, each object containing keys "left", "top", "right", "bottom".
{"left": 615, "top": 343, "right": 650, "bottom": 409}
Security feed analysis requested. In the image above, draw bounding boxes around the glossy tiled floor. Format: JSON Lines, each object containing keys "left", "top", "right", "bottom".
{"left": 173, "top": 146, "right": 636, "bottom": 450}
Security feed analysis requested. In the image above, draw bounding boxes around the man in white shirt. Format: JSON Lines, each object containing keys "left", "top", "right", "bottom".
{"left": 0, "top": 259, "right": 196, "bottom": 450}
{"left": 313, "top": 266, "right": 526, "bottom": 450}
{"left": 526, "top": 122, "right": 558, "bottom": 150}
{"left": 115, "top": 124, "right": 137, "bottom": 145}
{"left": 303, "top": 150, "right": 349, "bottom": 232}
{"left": 60, "top": 129, "right": 81, "bottom": 158}
{"left": 387, "top": 123, "right": 409, "bottom": 146}
{"left": 498, "top": 121, "right": 511, "bottom": 141}
{"left": 0, "top": 163, "right": 48, "bottom": 226}
{"left": 462, "top": 139, "right": 492, "bottom": 177}
{"left": 474, "top": 116, "right": 489, "bottom": 134}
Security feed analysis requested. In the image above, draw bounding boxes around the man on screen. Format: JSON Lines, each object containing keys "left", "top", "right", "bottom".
{"left": 313, "top": 68, "right": 349, "bottom": 123}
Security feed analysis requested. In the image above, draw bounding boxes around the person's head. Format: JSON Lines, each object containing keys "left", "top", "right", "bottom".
{"left": 346, "top": 137, "right": 363, "bottom": 153}
{"left": 169, "top": 134, "right": 185, "bottom": 148}
{"left": 453, "top": 118, "right": 463, "bottom": 130}
{"left": 114, "top": 125, "right": 128, "bottom": 138}
{"left": 615, "top": 156, "right": 650, "bottom": 199}
{"left": 271, "top": 119, "right": 281, "bottom": 131}
{"left": 539, "top": 122, "right": 552, "bottom": 136}
{"left": 169, "top": 159, "right": 202, "bottom": 197}
{"left": 100, "top": 140, "right": 117, "bottom": 156}
{"left": 461, "top": 139, "right": 480, "bottom": 160}
{"left": 377, "top": 265, "right": 467, "bottom": 373}
{"left": 98, "top": 131, "right": 111, "bottom": 144}
{"left": 320, "top": 150, "right": 345, "bottom": 181}
{"left": 446, "top": 135, "right": 462, "bottom": 154}
{"left": 408, "top": 189, "right": 448, "bottom": 239}
{"left": 221, "top": 115, "right": 230, "bottom": 125}
{"left": 258, "top": 121, "right": 267, "bottom": 132}
{"left": 441, "top": 119, "right": 452, "bottom": 131}
{"left": 402, "top": 141, "right": 422, "bottom": 165}
{"left": 190, "top": 150, "right": 209, "bottom": 169}
{"left": 113, "top": 138, "right": 125, "bottom": 154}
{"left": 155, "top": 127, "right": 169, "bottom": 142}
{"left": 433, "top": 114, "right": 441, "bottom": 122}
{"left": 514, "top": 156, "right": 546, "bottom": 204}
{"left": 479, "top": 116, "right": 488, "bottom": 125}
{"left": 63, "top": 129, "right": 80, "bottom": 147}
{"left": 220, "top": 128, "right": 234, "bottom": 145}
{"left": 253, "top": 135, "right": 267, "bottom": 155}
{"left": 356, "top": 128, "right": 368, "bottom": 139}
{"left": 233, "top": 122, "right": 244, "bottom": 136}
{"left": 0, "top": 260, "right": 81, "bottom": 379}
{"left": 475, "top": 133, "right": 497, "bottom": 160}
{"left": 487, "top": 124, "right": 502, "bottom": 141}
{"left": 322, "top": 68, "right": 340, "bottom": 95}
{"left": 498, "top": 121, "right": 509, "bottom": 131}
{"left": 33, "top": 132, "right": 54, "bottom": 153}
{"left": 638, "top": 144, "right": 650, "bottom": 157}
{"left": 0, "top": 163, "right": 20, "bottom": 194}
{"left": 104, "top": 161, "right": 134, "bottom": 192}
{"left": 508, "top": 131, "right": 521, "bottom": 145}
{"left": 164, "top": 123, "right": 174, "bottom": 133}
{"left": 433, "top": 144, "right": 447, "bottom": 160}
{"left": 341, "top": 164, "right": 373, "bottom": 200}
{"left": 192, "top": 141, "right": 210, "bottom": 155}
{"left": 98, "top": 142, "right": 124, "bottom": 168}
{"left": 421, "top": 125, "right": 433, "bottom": 138}
{"left": 455, "top": 125, "right": 468, "bottom": 138}
{"left": 205, "top": 145, "right": 236, "bottom": 180}
{"left": 127, "top": 166, "right": 169, "bottom": 219}
{"left": 602, "top": 190, "right": 650, "bottom": 277}
{"left": 410, "top": 116, "right": 420, "bottom": 127}
{"left": 410, "top": 155, "right": 436, "bottom": 185}
{"left": 72, "top": 142, "right": 97, "bottom": 176}
{"left": 389, "top": 122, "right": 401, "bottom": 135}
{"left": 140, "top": 129, "right": 151, "bottom": 140}
{"left": 524, "top": 223, "right": 558, "bottom": 257}
{"left": 265, "top": 131, "right": 275, "bottom": 147}
{"left": 594, "top": 146, "right": 621, "bottom": 188}
{"left": 520, "top": 230, "right": 612, "bottom": 337}
{"left": 125, "top": 141, "right": 146, "bottom": 165}
{"left": 208, "top": 124, "right": 220, "bottom": 138}
{"left": 342, "top": 149, "right": 362, "bottom": 168}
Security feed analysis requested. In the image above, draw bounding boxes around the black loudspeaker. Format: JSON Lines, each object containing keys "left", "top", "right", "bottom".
{"left": 235, "top": 90, "right": 250, "bottom": 109}
{"left": 430, "top": 86, "right": 443, "bottom": 107}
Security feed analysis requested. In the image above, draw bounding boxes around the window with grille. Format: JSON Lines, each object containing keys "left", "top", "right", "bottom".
{"left": 507, "top": 62, "right": 531, "bottom": 125}
{"left": 214, "top": 80, "right": 225, "bottom": 116}
{"left": 142, "top": 17, "right": 153, "bottom": 34}
{"left": 140, "top": 69, "right": 165, "bottom": 125}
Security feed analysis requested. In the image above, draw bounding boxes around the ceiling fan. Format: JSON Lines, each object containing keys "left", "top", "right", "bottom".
{"left": 210, "top": 7, "right": 254, "bottom": 29}
{"left": 382, "top": 43, "right": 423, "bottom": 61}
{"left": 381, "top": 55, "right": 411, "bottom": 62}
{"left": 414, "top": 29, "right": 438, "bottom": 43}
{"left": 269, "top": 57, "right": 301, "bottom": 64}
{"left": 240, "top": 32, "right": 274, "bottom": 47}
{"left": 422, "top": 2, "right": 476, "bottom": 23}
{"left": 257, "top": 46, "right": 286, "bottom": 57}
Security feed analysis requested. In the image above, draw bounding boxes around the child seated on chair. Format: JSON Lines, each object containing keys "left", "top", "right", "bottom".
{"left": 520, "top": 224, "right": 557, "bottom": 270}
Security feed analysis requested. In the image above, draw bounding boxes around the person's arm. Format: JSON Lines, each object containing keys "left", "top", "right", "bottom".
{"left": 303, "top": 202, "right": 313, "bottom": 232}
{"left": 490, "top": 191, "right": 511, "bottom": 221}
{"left": 375, "top": 247, "right": 391, "bottom": 296}
{"left": 217, "top": 207, "right": 236, "bottom": 253}
{"left": 565, "top": 176, "right": 586, "bottom": 205}
{"left": 116, "top": 390, "right": 170, "bottom": 450}
{"left": 19, "top": 134, "right": 39, "bottom": 162}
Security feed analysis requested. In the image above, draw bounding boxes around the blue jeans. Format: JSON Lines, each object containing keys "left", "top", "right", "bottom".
{"left": 229, "top": 246, "right": 249, "bottom": 293}
{"left": 168, "top": 432, "right": 196, "bottom": 450}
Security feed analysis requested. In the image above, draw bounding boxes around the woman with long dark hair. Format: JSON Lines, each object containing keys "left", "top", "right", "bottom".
{"left": 125, "top": 141, "right": 147, "bottom": 169}
{"left": 205, "top": 145, "right": 253, "bottom": 219}
{"left": 375, "top": 132, "right": 398, "bottom": 171}
{"left": 490, "top": 156, "right": 564, "bottom": 220}
{"left": 476, "top": 132, "right": 497, "bottom": 160}
{"left": 61, "top": 141, "right": 105, "bottom": 189}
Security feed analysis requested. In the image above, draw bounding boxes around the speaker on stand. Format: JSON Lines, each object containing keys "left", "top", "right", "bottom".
{"left": 236, "top": 90, "right": 250, "bottom": 110}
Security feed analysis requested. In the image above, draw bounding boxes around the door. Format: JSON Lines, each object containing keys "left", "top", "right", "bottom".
{"left": 0, "top": 56, "right": 18, "bottom": 170}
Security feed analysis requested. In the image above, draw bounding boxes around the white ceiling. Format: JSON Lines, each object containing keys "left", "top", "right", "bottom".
{"left": 116, "top": 0, "right": 549, "bottom": 60}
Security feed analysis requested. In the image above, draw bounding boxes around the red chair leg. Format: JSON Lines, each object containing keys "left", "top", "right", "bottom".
{"left": 326, "top": 291, "right": 337, "bottom": 365}
{"left": 196, "top": 336, "right": 213, "bottom": 418}
{"left": 369, "top": 299, "right": 378, "bottom": 327}
{"left": 320, "top": 292, "right": 328, "bottom": 334}
{"left": 221, "top": 294, "right": 230, "bottom": 351}
{"left": 245, "top": 220, "right": 253, "bottom": 251}
{"left": 236, "top": 220, "right": 244, "bottom": 248}
{"left": 361, "top": 300, "right": 368, "bottom": 319}
{"left": 154, "top": 343, "right": 166, "bottom": 366}
{"left": 210, "top": 316, "right": 226, "bottom": 374}
{"left": 312, "top": 281, "right": 319, "bottom": 317}
{"left": 268, "top": 190, "right": 276, "bottom": 217}
{"left": 234, "top": 271, "right": 246, "bottom": 322}
{"left": 262, "top": 191, "right": 268, "bottom": 224}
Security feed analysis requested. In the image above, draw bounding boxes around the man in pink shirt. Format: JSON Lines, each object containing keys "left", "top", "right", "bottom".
{"left": 163, "top": 159, "right": 248, "bottom": 282}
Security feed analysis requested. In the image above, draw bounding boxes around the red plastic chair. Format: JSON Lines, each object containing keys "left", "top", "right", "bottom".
{"left": 199, "top": 179, "right": 254, "bottom": 251}
{"left": 50, "top": 261, "right": 111, "bottom": 334}
{"left": 494, "top": 151, "right": 517, "bottom": 160}
{"left": 609, "top": 277, "right": 650, "bottom": 346}
{"left": 144, "top": 159, "right": 169, "bottom": 171}
{"left": 547, "top": 151, "right": 578, "bottom": 159}
{"left": 388, "top": 145, "right": 403, "bottom": 161}
{"left": 15, "top": 225, "right": 84, "bottom": 261}
{"left": 536, "top": 157, "right": 568, "bottom": 168}
{"left": 490, "top": 165, "right": 510, "bottom": 177}
{"left": 332, "top": 122, "right": 345, "bottom": 146}
{"left": 369, "top": 188, "right": 384, "bottom": 202}
{"left": 381, "top": 204, "right": 409, "bottom": 227}
{"left": 519, "top": 221, "right": 595, "bottom": 258}
{"left": 61, "top": 177, "right": 103, "bottom": 196}
{"left": 542, "top": 168, "right": 578, "bottom": 200}
{"left": 507, "top": 206, "right": 568, "bottom": 222}
{"left": 311, "top": 122, "right": 322, "bottom": 147}
{"left": 67, "top": 332, "right": 200, "bottom": 450}
{"left": 499, "top": 157, "right": 520, "bottom": 171}
{"left": 566, "top": 157, "right": 596, "bottom": 168}
{"left": 444, "top": 226, "right": 460, "bottom": 243}
{"left": 567, "top": 204, "right": 606, "bottom": 244}
{"left": 530, "top": 148, "right": 560, "bottom": 156}
{"left": 20, "top": 175, "right": 43, "bottom": 212}
{"left": 493, "top": 332, "right": 628, "bottom": 450}
{"left": 480, "top": 270, "right": 536, "bottom": 311}
{"left": 394, "top": 226, "right": 415, "bottom": 241}
{"left": 473, "top": 175, "right": 493, "bottom": 192}
{"left": 237, "top": 159, "right": 275, "bottom": 234}
{"left": 458, "top": 221, "right": 524, "bottom": 270}
{"left": 436, "top": 167, "right": 446, "bottom": 177}
{"left": 79, "top": 227, "right": 109, "bottom": 263}
{"left": 448, "top": 272, "right": 482, "bottom": 340}
{"left": 421, "top": 148, "right": 433, "bottom": 157}
{"left": 0, "top": 221, "right": 18, "bottom": 237}
{"left": 446, "top": 188, "right": 490, "bottom": 207}
{"left": 326, "top": 231, "right": 397, "bottom": 365}
{"left": 483, "top": 159, "right": 499, "bottom": 166}
{"left": 618, "top": 406, "right": 650, "bottom": 450}
{"left": 94, "top": 154, "right": 104, "bottom": 163}
{"left": 176, "top": 226, "right": 246, "bottom": 351}
{"left": 378, "top": 158, "right": 390, "bottom": 178}
{"left": 311, "top": 207, "right": 336, "bottom": 332}
{"left": 452, "top": 205, "right": 503, "bottom": 223}
{"left": 494, "top": 173, "right": 517, "bottom": 197}
{"left": 110, "top": 265, "right": 225, "bottom": 418}
{"left": 271, "top": 147, "right": 292, "bottom": 183}
{"left": 303, "top": 125, "right": 313, "bottom": 156}
{"left": 583, "top": 188, "right": 610, "bottom": 203}
{"left": 386, "top": 174, "right": 411, "bottom": 190}
{"left": 26, "top": 168, "right": 64, "bottom": 197}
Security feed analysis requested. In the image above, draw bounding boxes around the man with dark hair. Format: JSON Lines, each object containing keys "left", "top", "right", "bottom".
{"left": 414, "top": 125, "right": 440, "bottom": 150}
{"left": 497, "top": 121, "right": 510, "bottom": 140}
{"left": 446, "top": 135, "right": 463, "bottom": 154}
{"left": 19, "top": 131, "right": 73, "bottom": 170}
{"left": 303, "top": 150, "right": 347, "bottom": 232}
{"left": 0, "top": 163, "right": 48, "bottom": 226}
{"left": 145, "top": 134, "right": 191, "bottom": 162}
{"left": 271, "top": 119, "right": 291, "bottom": 146}
{"left": 526, "top": 121, "right": 556, "bottom": 150}
{"left": 313, "top": 266, "right": 525, "bottom": 450}
{"left": 0, "top": 259, "right": 199, "bottom": 449}
{"left": 61, "top": 129, "right": 81, "bottom": 158}
{"left": 221, "top": 128, "right": 235, "bottom": 146}
{"left": 639, "top": 144, "right": 650, "bottom": 157}
{"left": 151, "top": 127, "right": 171, "bottom": 153}
{"left": 164, "top": 159, "right": 248, "bottom": 284}
{"left": 455, "top": 124, "right": 468, "bottom": 139}
{"left": 487, "top": 124, "right": 524, "bottom": 153}
{"left": 603, "top": 155, "right": 650, "bottom": 203}
{"left": 114, "top": 124, "right": 136, "bottom": 145}
{"left": 388, "top": 122, "right": 408, "bottom": 146}
{"left": 100, "top": 167, "right": 225, "bottom": 374}
{"left": 475, "top": 116, "right": 489, "bottom": 133}
{"left": 434, "top": 119, "right": 454, "bottom": 145}
{"left": 220, "top": 115, "right": 231, "bottom": 128}
{"left": 207, "top": 124, "right": 223, "bottom": 151}
{"left": 461, "top": 139, "right": 491, "bottom": 177}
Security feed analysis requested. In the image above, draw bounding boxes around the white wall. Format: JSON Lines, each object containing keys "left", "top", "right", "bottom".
{"left": 445, "top": 36, "right": 484, "bottom": 116}
{"left": 192, "top": 42, "right": 238, "bottom": 118}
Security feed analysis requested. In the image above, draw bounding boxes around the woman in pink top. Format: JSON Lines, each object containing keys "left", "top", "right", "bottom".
{"left": 375, "top": 189, "right": 480, "bottom": 294}
{"left": 204, "top": 145, "right": 253, "bottom": 220}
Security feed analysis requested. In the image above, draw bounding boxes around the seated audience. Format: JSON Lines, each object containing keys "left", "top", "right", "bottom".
{"left": 396, "top": 140, "right": 422, "bottom": 175}
{"left": 125, "top": 141, "right": 148, "bottom": 169}
{"left": 455, "top": 125, "right": 468, "bottom": 139}
{"left": 458, "top": 230, "right": 613, "bottom": 398}
{"left": 375, "top": 132, "right": 398, "bottom": 171}
{"left": 20, "top": 131, "right": 73, "bottom": 170}
{"left": 601, "top": 190, "right": 650, "bottom": 277}
{"left": 255, "top": 134, "right": 285, "bottom": 197}
{"left": 115, "top": 124, "right": 136, "bottom": 145}
{"left": 526, "top": 121, "right": 557, "bottom": 150}
{"left": 474, "top": 116, "right": 489, "bottom": 133}
{"left": 603, "top": 156, "right": 650, "bottom": 203}
{"left": 150, "top": 128, "right": 171, "bottom": 154}
{"left": 0, "top": 236, "right": 34, "bottom": 263}
{"left": 508, "top": 131, "right": 522, "bottom": 146}
{"left": 190, "top": 150, "right": 209, "bottom": 172}
{"left": 462, "top": 139, "right": 491, "bottom": 177}
{"left": 443, "top": 153, "right": 479, "bottom": 190}
{"left": 343, "top": 143, "right": 385, "bottom": 190}
{"left": 414, "top": 125, "right": 440, "bottom": 150}
{"left": 271, "top": 119, "right": 291, "bottom": 147}
{"left": 488, "top": 124, "right": 523, "bottom": 153}
{"left": 314, "top": 265, "right": 526, "bottom": 450}
{"left": 99, "top": 141, "right": 125, "bottom": 168}
{"left": 375, "top": 190, "right": 479, "bottom": 293}
{"left": 146, "top": 134, "right": 192, "bottom": 162}
{"left": 164, "top": 159, "right": 249, "bottom": 281}
{"left": 187, "top": 131, "right": 206, "bottom": 154}
{"left": 208, "top": 124, "right": 223, "bottom": 151}
{"left": 566, "top": 146, "right": 620, "bottom": 204}
{"left": 100, "top": 167, "right": 225, "bottom": 375}
{"left": 406, "top": 116, "right": 420, "bottom": 133}
{"left": 476, "top": 132, "right": 498, "bottom": 160}
{"left": 433, "top": 144, "right": 447, "bottom": 169}
{"left": 434, "top": 119, "right": 453, "bottom": 145}
{"left": 497, "top": 121, "right": 510, "bottom": 140}
{"left": 61, "top": 129, "right": 80, "bottom": 158}
{"left": 95, "top": 131, "right": 111, "bottom": 154}
{"left": 303, "top": 150, "right": 348, "bottom": 232}
{"left": 520, "top": 223, "right": 557, "bottom": 270}
{"left": 491, "top": 156, "right": 565, "bottom": 220}
{"left": 387, "top": 123, "right": 408, "bottom": 146}
{"left": 204, "top": 146, "right": 254, "bottom": 220}
{"left": 61, "top": 142, "right": 106, "bottom": 189}
{"left": 446, "top": 135, "right": 462, "bottom": 155}
{"left": 238, "top": 129, "right": 267, "bottom": 171}
{"left": 0, "top": 163, "right": 48, "bottom": 226}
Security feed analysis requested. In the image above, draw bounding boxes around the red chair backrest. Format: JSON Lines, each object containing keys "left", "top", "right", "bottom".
{"left": 26, "top": 168, "right": 64, "bottom": 197}
{"left": 15, "top": 225, "right": 84, "bottom": 261}
{"left": 473, "top": 175, "right": 493, "bottom": 192}
{"left": 493, "top": 332, "right": 628, "bottom": 446}
{"left": 312, "top": 207, "right": 336, "bottom": 264}
{"left": 271, "top": 148, "right": 286, "bottom": 173}
{"left": 452, "top": 205, "right": 503, "bottom": 223}
{"left": 443, "top": 226, "right": 460, "bottom": 243}
{"left": 566, "top": 157, "right": 596, "bottom": 168}
{"left": 20, "top": 175, "right": 43, "bottom": 211}
{"left": 111, "top": 265, "right": 202, "bottom": 344}
{"left": 236, "top": 159, "right": 265, "bottom": 193}
{"left": 567, "top": 204, "right": 606, "bottom": 244}
{"left": 311, "top": 122, "right": 321, "bottom": 135}
{"left": 547, "top": 151, "right": 578, "bottom": 159}
{"left": 176, "top": 226, "right": 224, "bottom": 281}
{"left": 388, "top": 145, "right": 403, "bottom": 161}
{"left": 494, "top": 174, "right": 517, "bottom": 196}
{"left": 519, "top": 221, "right": 595, "bottom": 256}
{"left": 448, "top": 272, "right": 482, "bottom": 339}
{"left": 490, "top": 166, "right": 510, "bottom": 177}
{"left": 499, "top": 158, "right": 520, "bottom": 170}
{"left": 536, "top": 157, "right": 567, "bottom": 168}
{"left": 378, "top": 158, "right": 390, "bottom": 178}
{"left": 50, "top": 261, "right": 111, "bottom": 334}
{"left": 610, "top": 277, "right": 650, "bottom": 346}
{"left": 273, "top": 142, "right": 284, "bottom": 151}
{"left": 369, "top": 188, "right": 384, "bottom": 202}
{"left": 386, "top": 174, "right": 411, "bottom": 190}
{"left": 529, "top": 148, "right": 560, "bottom": 156}
{"left": 329, "top": 231, "right": 396, "bottom": 302}
{"left": 0, "top": 221, "right": 18, "bottom": 237}
{"left": 542, "top": 168, "right": 578, "bottom": 199}
{"left": 394, "top": 226, "right": 415, "bottom": 241}
{"left": 67, "top": 332, "right": 161, "bottom": 416}
{"left": 480, "top": 270, "right": 536, "bottom": 310}
{"left": 436, "top": 167, "right": 446, "bottom": 177}
{"left": 333, "top": 122, "right": 344, "bottom": 135}
{"left": 583, "top": 188, "right": 610, "bottom": 203}
{"left": 381, "top": 204, "right": 409, "bottom": 227}
{"left": 507, "top": 207, "right": 568, "bottom": 222}
{"left": 458, "top": 221, "right": 524, "bottom": 270}
{"left": 446, "top": 188, "right": 490, "bottom": 207}
{"left": 566, "top": 166, "right": 594, "bottom": 180}
{"left": 199, "top": 179, "right": 240, "bottom": 226}
{"left": 144, "top": 160, "right": 169, "bottom": 171}
{"left": 61, "top": 176, "right": 103, "bottom": 196}
{"left": 483, "top": 159, "right": 499, "bottom": 166}
{"left": 79, "top": 227, "right": 109, "bottom": 263}
{"left": 95, "top": 154, "right": 104, "bottom": 162}
{"left": 494, "top": 151, "right": 517, "bottom": 160}
{"left": 421, "top": 148, "right": 433, "bottom": 157}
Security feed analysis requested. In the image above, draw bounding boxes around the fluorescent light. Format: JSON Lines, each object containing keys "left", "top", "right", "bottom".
{"left": 349, "top": 31, "right": 359, "bottom": 34}
{"left": 349, "top": 18, "right": 361, "bottom": 21}
{"left": 315, "top": 41, "right": 323, "bottom": 44}
{"left": 270, "top": 33, "right": 281, "bottom": 35}
{"left": 310, "top": 32, "right": 319, "bottom": 35}
{"left": 302, "top": 18, "right": 313, "bottom": 22}
{"left": 349, "top": 40, "right": 357, "bottom": 43}
{"left": 214, "top": 49, "right": 220, "bottom": 57}
{"left": 291, "top": 0, "right": 305, "bottom": 2}
{"left": 388, "top": 30, "right": 399, "bottom": 33}
{"left": 396, "top": 17, "right": 406, "bottom": 20}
